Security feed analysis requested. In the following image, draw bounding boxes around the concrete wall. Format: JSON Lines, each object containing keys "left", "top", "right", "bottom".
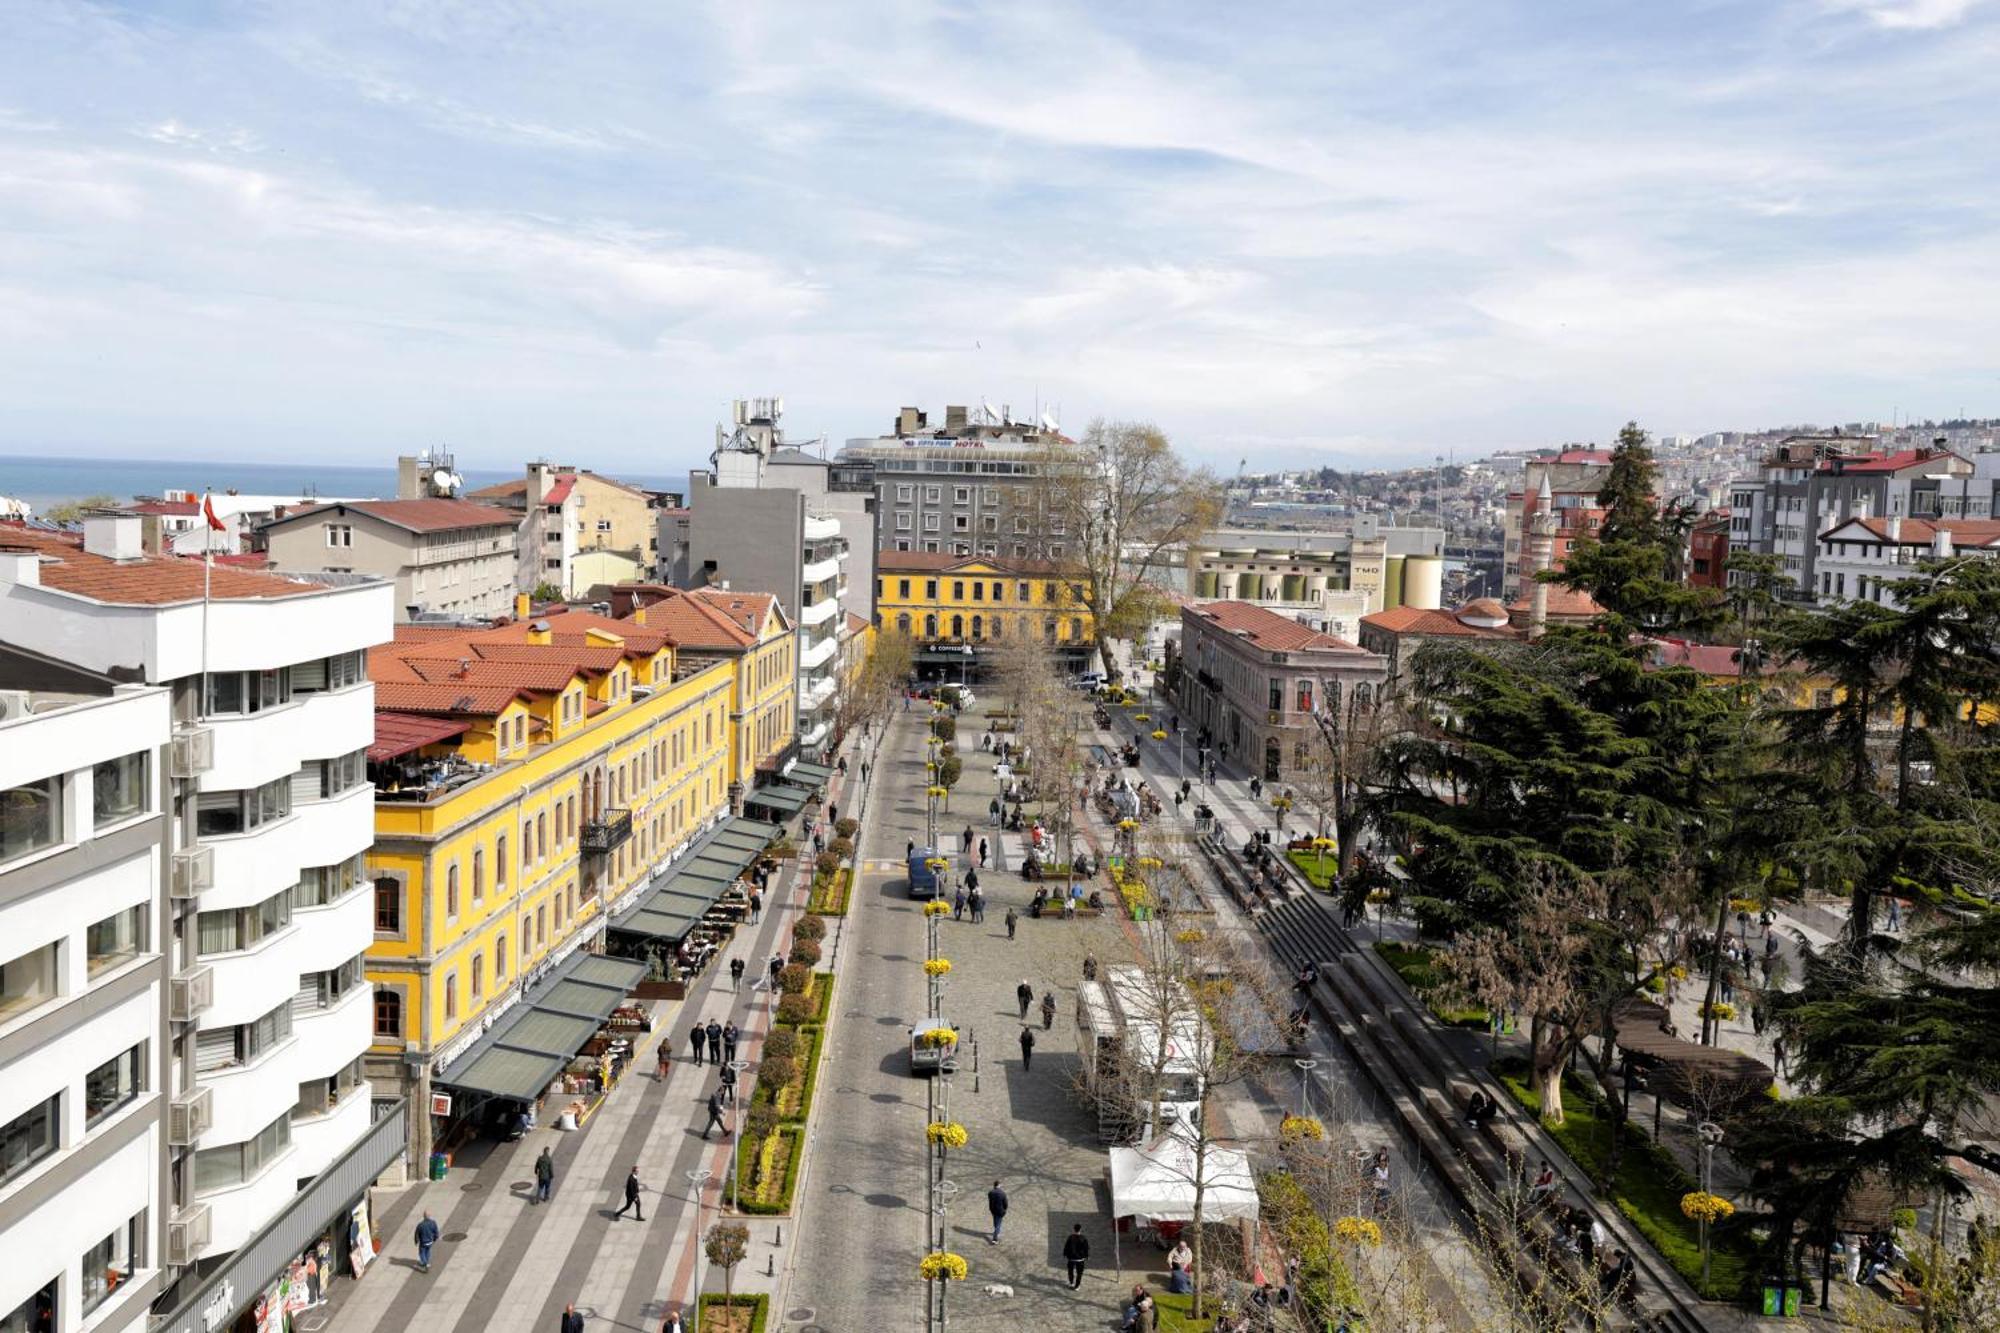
{"left": 684, "top": 479, "right": 806, "bottom": 619}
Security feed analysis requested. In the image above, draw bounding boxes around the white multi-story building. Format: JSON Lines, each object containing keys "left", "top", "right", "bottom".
{"left": 1811, "top": 515, "right": 2000, "bottom": 610}
{"left": 0, "top": 650, "right": 171, "bottom": 1333}
{"left": 0, "top": 515, "right": 405, "bottom": 1332}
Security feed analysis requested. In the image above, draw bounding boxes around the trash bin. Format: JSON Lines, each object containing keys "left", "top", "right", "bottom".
{"left": 1760, "top": 1280, "right": 1802, "bottom": 1316}
{"left": 429, "top": 1152, "right": 448, "bottom": 1182}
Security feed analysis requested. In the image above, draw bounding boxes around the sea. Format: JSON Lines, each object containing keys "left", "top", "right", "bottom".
{"left": 0, "top": 454, "right": 687, "bottom": 515}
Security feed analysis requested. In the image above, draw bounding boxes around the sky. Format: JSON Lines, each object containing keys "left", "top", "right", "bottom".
{"left": 1, "top": 0, "right": 1997, "bottom": 474}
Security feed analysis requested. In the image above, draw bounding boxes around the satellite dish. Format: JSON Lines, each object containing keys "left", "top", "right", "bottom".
{"left": 432, "top": 469, "right": 456, "bottom": 494}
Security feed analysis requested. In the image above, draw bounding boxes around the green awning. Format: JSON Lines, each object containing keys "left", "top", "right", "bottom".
{"left": 499, "top": 1010, "right": 600, "bottom": 1059}
{"left": 445, "top": 1048, "right": 563, "bottom": 1104}
{"left": 622, "top": 906, "right": 702, "bottom": 940}
{"left": 686, "top": 853, "right": 749, "bottom": 880}
{"left": 536, "top": 979, "right": 623, "bottom": 1020}
{"left": 745, "top": 782, "right": 811, "bottom": 813}
{"left": 789, "top": 761, "right": 835, "bottom": 787}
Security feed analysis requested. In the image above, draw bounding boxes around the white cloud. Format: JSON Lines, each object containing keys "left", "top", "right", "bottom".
{"left": 1820, "top": 0, "right": 1984, "bottom": 29}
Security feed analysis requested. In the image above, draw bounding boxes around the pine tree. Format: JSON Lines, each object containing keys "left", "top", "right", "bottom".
{"left": 1551, "top": 421, "right": 1721, "bottom": 635}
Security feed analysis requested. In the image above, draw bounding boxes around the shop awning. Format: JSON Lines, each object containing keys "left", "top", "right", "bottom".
{"left": 789, "top": 760, "right": 835, "bottom": 787}
{"left": 369, "top": 712, "right": 473, "bottom": 762}
{"left": 714, "top": 816, "right": 779, "bottom": 848}
{"left": 609, "top": 820, "right": 763, "bottom": 942}
{"left": 436, "top": 950, "right": 646, "bottom": 1102}
{"left": 744, "top": 782, "right": 812, "bottom": 814}
{"left": 687, "top": 852, "right": 750, "bottom": 880}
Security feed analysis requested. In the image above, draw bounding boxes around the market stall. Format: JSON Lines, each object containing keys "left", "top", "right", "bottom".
{"left": 1107, "top": 1126, "right": 1260, "bottom": 1272}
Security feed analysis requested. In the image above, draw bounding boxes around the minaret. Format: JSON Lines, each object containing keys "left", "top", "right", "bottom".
{"left": 1528, "top": 473, "right": 1555, "bottom": 639}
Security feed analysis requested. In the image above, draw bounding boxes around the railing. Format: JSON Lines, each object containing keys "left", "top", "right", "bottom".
{"left": 580, "top": 808, "right": 633, "bottom": 856}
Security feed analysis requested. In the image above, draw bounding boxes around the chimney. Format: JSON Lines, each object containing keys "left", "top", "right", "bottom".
{"left": 514, "top": 592, "right": 531, "bottom": 620}
{"left": 898, "top": 406, "right": 924, "bottom": 436}
{"left": 82, "top": 515, "right": 144, "bottom": 561}
{"left": 631, "top": 604, "right": 648, "bottom": 628}
{"left": 1886, "top": 514, "right": 1902, "bottom": 542}
{"left": 527, "top": 619, "right": 552, "bottom": 646}
{"left": 396, "top": 455, "right": 423, "bottom": 500}
{"left": 945, "top": 404, "right": 968, "bottom": 433}
{"left": 0, "top": 552, "right": 42, "bottom": 587}
{"left": 1933, "top": 526, "right": 1955, "bottom": 559}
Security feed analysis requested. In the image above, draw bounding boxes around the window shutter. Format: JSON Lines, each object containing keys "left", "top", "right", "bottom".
{"left": 291, "top": 659, "right": 327, "bottom": 692}
{"left": 196, "top": 1027, "right": 235, "bottom": 1074}
{"left": 292, "top": 765, "right": 323, "bottom": 805}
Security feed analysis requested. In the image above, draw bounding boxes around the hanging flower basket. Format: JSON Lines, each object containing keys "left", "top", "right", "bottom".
{"left": 1151, "top": 730, "right": 1168, "bottom": 741}
{"left": 922, "top": 900, "right": 952, "bottom": 917}
{"left": 1680, "top": 1192, "right": 1735, "bottom": 1224}
{"left": 1136, "top": 856, "right": 1162, "bottom": 871}
{"left": 1117, "top": 819, "right": 1138, "bottom": 831}
{"left": 1333, "top": 1216, "right": 1383, "bottom": 1247}
{"left": 1133, "top": 713, "right": 1152, "bottom": 723}
{"left": 925, "top": 1121, "right": 969, "bottom": 1149}
{"left": 919, "top": 1252, "right": 969, "bottom": 1282}
{"left": 923, "top": 959, "right": 953, "bottom": 977}
{"left": 1700, "top": 1001, "right": 1736, "bottom": 1021}
{"left": 1728, "top": 897, "right": 1761, "bottom": 915}
{"left": 1280, "top": 1114, "right": 1325, "bottom": 1143}
{"left": 927, "top": 785, "right": 949, "bottom": 798}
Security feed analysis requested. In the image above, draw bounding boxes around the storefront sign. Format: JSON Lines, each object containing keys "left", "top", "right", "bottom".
{"left": 199, "top": 1282, "right": 234, "bottom": 1332}
{"left": 430, "top": 1092, "right": 453, "bottom": 1117}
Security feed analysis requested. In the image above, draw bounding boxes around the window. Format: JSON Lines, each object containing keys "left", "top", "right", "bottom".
{"left": 950, "top": 614, "right": 964, "bottom": 638}
{"left": 0, "top": 775, "right": 61, "bottom": 864}
{"left": 953, "top": 486, "right": 970, "bottom": 505}
{"left": 79, "top": 1214, "right": 142, "bottom": 1315}
{"left": 472, "top": 849, "right": 485, "bottom": 902}
{"left": 471, "top": 953, "right": 484, "bottom": 1002}
{"left": 203, "top": 669, "right": 292, "bottom": 715}
{"left": 953, "top": 514, "right": 970, "bottom": 532}
{"left": 971, "top": 615, "right": 983, "bottom": 640}
{"left": 923, "top": 513, "right": 940, "bottom": 532}
{"left": 374, "top": 877, "right": 401, "bottom": 932}
{"left": 444, "top": 973, "right": 458, "bottom": 1024}
{"left": 291, "top": 855, "right": 362, "bottom": 909}
{"left": 924, "top": 485, "right": 941, "bottom": 503}
{"left": 596, "top": 519, "right": 613, "bottom": 532}
{"left": 292, "top": 650, "right": 365, "bottom": 694}
{"left": 496, "top": 834, "right": 509, "bottom": 887}
{"left": 310, "top": 750, "right": 365, "bottom": 799}
{"left": 1049, "top": 543, "right": 1064, "bottom": 558}
{"left": 971, "top": 581, "right": 983, "bottom": 601}
{"left": 896, "top": 539, "right": 911, "bottom": 552}
{"left": 1017, "top": 581, "right": 1031, "bottom": 602}
{"left": 1051, "top": 517, "right": 1067, "bottom": 535}
{"left": 1297, "top": 679, "right": 1314, "bottom": 713}
{"left": 495, "top": 935, "right": 508, "bottom": 982}
{"left": 952, "top": 581, "right": 964, "bottom": 600}
{"left": 896, "top": 484, "right": 914, "bottom": 502}
{"left": 446, "top": 863, "right": 460, "bottom": 918}
{"left": 0, "top": 942, "right": 60, "bottom": 1023}
{"left": 896, "top": 613, "right": 911, "bottom": 634}
{"left": 85, "top": 1044, "right": 144, "bottom": 1128}
{"left": 197, "top": 888, "right": 291, "bottom": 956}
{"left": 895, "top": 511, "right": 912, "bottom": 530}
{"left": 325, "top": 524, "right": 352, "bottom": 548}
{"left": 86, "top": 905, "right": 145, "bottom": 977}
{"left": 1014, "top": 516, "right": 1028, "bottom": 534}
{"left": 92, "top": 753, "right": 147, "bottom": 826}
{"left": 373, "top": 988, "right": 401, "bottom": 1039}
{"left": 983, "top": 486, "right": 999, "bottom": 504}
{"left": 924, "top": 614, "right": 939, "bottom": 639}
{"left": 898, "top": 579, "right": 911, "bottom": 598}
{"left": 0, "top": 1094, "right": 58, "bottom": 1187}
{"left": 982, "top": 515, "right": 998, "bottom": 533}
{"left": 194, "top": 1111, "right": 291, "bottom": 1192}
{"left": 195, "top": 778, "right": 291, "bottom": 836}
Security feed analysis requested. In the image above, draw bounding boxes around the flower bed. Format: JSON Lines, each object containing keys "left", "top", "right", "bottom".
{"left": 697, "top": 1294, "right": 769, "bottom": 1333}
{"left": 808, "top": 866, "right": 851, "bottom": 915}
{"left": 1109, "top": 860, "right": 1153, "bottom": 916}
{"left": 1257, "top": 1169, "right": 1358, "bottom": 1310}
{"left": 1285, "top": 848, "right": 1338, "bottom": 891}
{"left": 734, "top": 1124, "right": 802, "bottom": 1214}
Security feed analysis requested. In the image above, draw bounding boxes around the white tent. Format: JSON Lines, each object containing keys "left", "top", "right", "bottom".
{"left": 1108, "top": 1126, "right": 1261, "bottom": 1223}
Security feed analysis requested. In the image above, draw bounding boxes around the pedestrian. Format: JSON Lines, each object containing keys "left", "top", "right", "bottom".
{"left": 718, "top": 1062, "right": 737, "bottom": 1105}
{"left": 662, "top": 1307, "right": 687, "bottom": 1333}
{"left": 907, "top": 838, "right": 916, "bottom": 859}
{"left": 1887, "top": 897, "right": 1903, "bottom": 931}
{"left": 1017, "top": 979, "right": 1034, "bottom": 1019}
{"left": 748, "top": 890, "right": 762, "bottom": 924}
{"left": 1372, "top": 1154, "right": 1392, "bottom": 1215}
{"left": 828, "top": 800, "right": 839, "bottom": 826}
{"left": 1083, "top": 952, "right": 1098, "bottom": 982}
{"left": 966, "top": 866, "right": 980, "bottom": 896}
{"left": 978, "top": 836, "right": 989, "bottom": 868}
{"left": 535, "top": 1146, "right": 556, "bottom": 1203}
{"left": 987, "top": 1180, "right": 1009, "bottom": 1243}
{"left": 812, "top": 829, "right": 823, "bottom": 856}
{"left": 1772, "top": 1036, "right": 1788, "bottom": 1077}
{"left": 837, "top": 756, "right": 847, "bottom": 777}
{"left": 703, "top": 1089, "right": 730, "bottom": 1139}
{"left": 953, "top": 886, "right": 967, "bottom": 920}
{"left": 769, "top": 953, "right": 784, "bottom": 986}
{"left": 730, "top": 956, "right": 745, "bottom": 990}
{"left": 860, "top": 760, "right": 870, "bottom": 784}
{"left": 615, "top": 1166, "right": 644, "bottom": 1220}
{"left": 706, "top": 1018, "right": 723, "bottom": 1064}
{"left": 989, "top": 796, "right": 1001, "bottom": 827}
{"left": 413, "top": 1211, "right": 439, "bottom": 1271}
{"left": 1005, "top": 907, "right": 1018, "bottom": 939}
{"left": 656, "top": 1041, "right": 671, "bottom": 1082}
{"left": 562, "top": 1303, "right": 585, "bottom": 1333}
{"left": 1019, "top": 1025, "right": 1036, "bottom": 1071}
{"left": 1064, "top": 1223, "right": 1091, "bottom": 1289}
{"left": 689, "top": 1022, "right": 707, "bottom": 1067}
{"left": 962, "top": 825, "right": 975, "bottom": 854}
{"left": 722, "top": 1021, "right": 739, "bottom": 1064}
{"left": 1042, "top": 990, "right": 1057, "bottom": 1030}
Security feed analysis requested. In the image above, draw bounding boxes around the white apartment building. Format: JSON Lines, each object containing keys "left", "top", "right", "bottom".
{"left": 796, "top": 511, "right": 849, "bottom": 751}
{"left": 0, "top": 516, "right": 406, "bottom": 1332}
{"left": 1812, "top": 515, "right": 2000, "bottom": 610}
{"left": 0, "top": 652, "right": 171, "bottom": 1333}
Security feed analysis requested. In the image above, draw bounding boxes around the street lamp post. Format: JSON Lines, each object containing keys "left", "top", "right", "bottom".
{"left": 687, "top": 1168, "right": 714, "bottom": 1331}
{"left": 1696, "top": 1121, "right": 1724, "bottom": 1292}
{"left": 1294, "top": 1057, "right": 1318, "bottom": 1118}
{"left": 725, "top": 1060, "right": 751, "bottom": 1210}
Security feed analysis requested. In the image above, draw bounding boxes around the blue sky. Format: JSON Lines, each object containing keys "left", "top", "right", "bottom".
{"left": 1, "top": 0, "right": 1995, "bottom": 473}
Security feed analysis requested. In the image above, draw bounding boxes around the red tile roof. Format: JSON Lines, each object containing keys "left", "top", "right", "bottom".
{"left": 1824, "top": 516, "right": 2000, "bottom": 547}
{"left": 541, "top": 477, "right": 576, "bottom": 507}
{"left": 267, "top": 498, "right": 518, "bottom": 535}
{"left": 1644, "top": 640, "right": 1753, "bottom": 677}
{"left": 0, "top": 522, "right": 334, "bottom": 605}
{"left": 1187, "top": 600, "right": 1368, "bottom": 653}
{"left": 1823, "top": 449, "right": 1960, "bottom": 475}
{"left": 401, "top": 656, "right": 585, "bottom": 692}
{"left": 1551, "top": 449, "right": 1615, "bottom": 465}
{"left": 372, "top": 680, "right": 531, "bottom": 715}
{"left": 1505, "top": 586, "right": 1605, "bottom": 618}
{"left": 121, "top": 500, "right": 201, "bottom": 516}
{"left": 369, "top": 712, "right": 474, "bottom": 762}
{"left": 1361, "top": 606, "right": 1513, "bottom": 638}
{"left": 467, "top": 479, "right": 529, "bottom": 500}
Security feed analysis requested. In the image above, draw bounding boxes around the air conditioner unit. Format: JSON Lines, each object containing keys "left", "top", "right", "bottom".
{"left": 169, "top": 966, "right": 214, "bottom": 1023}
{"left": 166, "top": 1202, "right": 212, "bottom": 1266}
{"left": 170, "top": 727, "right": 214, "bottom": 779}
{"left": 0, "top": 689, "right": 33, "bottom": 721}
{"left": 167, "top": 1086, "right": 213, "bottom": 1145}
{"left": 169, "top": 846, "right": 215, "bottom": 900}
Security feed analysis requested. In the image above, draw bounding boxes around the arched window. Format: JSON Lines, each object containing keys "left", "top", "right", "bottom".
{"left": 924, "top": 614, "right": 938, "bottom": 639}
{"left": 471, "top": 952, "right": 485, "bottom": 1001}
{"left": 1354, "top": 682, "right": 1373, "bottom": 709}
{"left": 445, "top": 863, "right": 460, "bottom": 918}
{"left": 495, "top": 935, "right": 508, "bottom": 981}
{"left": 372, "top": 988, "right": 401, "bottom": 1038}
{"left": 897, "top": 613, "right": 911, "bottom": 635}
{"left": 951, "top": 614, "right": 964, "bottom": 639}
{"left": 971, "top": 614, "right": 983, "bottom": 640}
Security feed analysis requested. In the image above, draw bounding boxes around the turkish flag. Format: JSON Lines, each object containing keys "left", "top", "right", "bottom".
{"left": 202, "top": 494, "right": 226, "bottom": 531}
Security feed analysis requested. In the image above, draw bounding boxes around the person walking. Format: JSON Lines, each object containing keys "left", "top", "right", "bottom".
{"left": 748, "top": 889, "right": 763, "bottom": 924}
{"left": 1005, "top": 907, "right": 1018, "bottom": 939}
{"left": 722, "top": 1021, "right": 739, "bottom": 1064}
{"left": 837, "top": 755, "right": 848, "bottom": 777}
{"left": 718, "top": 1062, "right": 737, "bottom": 1106}
{"left": 1041, "top": 990, "right": 1057, "bottom": 1030}
{"left": 661, "top": 1307, "right": 687, "bottom": 1333}
{"left": 953, "top": 886, "right": 967, "bottom": 920}
{"left": 689, "top": 1022, "right": 708, "bottom": 1067}
{"left": 1017, "top": 980, "right": 1034, "bottom": 1019}
{"left": 562, "top": 1304, "right": 585, "bottom": 1333}
{"left": 705, "top": 1018, "right": 723, "bottom": 1065}
{"left": 730, "top": 957, "right": 745, "bottom": 990}
{"left": 859, "top": 760, "right": 870, "bottom": 784}
{"left": 989, "top": 796, "right": 1001, "bottom": 827}
{"left": 1083, "top": 953, "right": 1098, "bottom": 982}
{"left": 768, "top": 953, "right": 784, "bottom": 987}
{"left": 703, "top": 1089, "right": 730, "bottom": 1140}
{"left": 828, "top": 800, "right": 839, "bottom": 827}
{"left": 1064, "top": 1223, "right": 1091, "bottom": 1289}
{"left": 614, "top": 1166, "right": 644, "bottom": 1220}
{"left": 1019, "top": 1025, "right": 1036, "bottom": 1071}
{"left": 413, "top": 1211, "right": 439, "bottom": 1272}
{"left": 987, "top": 1181, "right": 1009, "bottom": 1243}
{"left": 978, "top": 836, "right": 989, "bottom": 868}
{"left": 962, "top": 825, "right": 975, "bottom": 854}
{"left": 535, "top": 1147, "right": 556, "bottom": 1203}
{"left": 656, "top": 1041, "right": 672, "bottom": 1082}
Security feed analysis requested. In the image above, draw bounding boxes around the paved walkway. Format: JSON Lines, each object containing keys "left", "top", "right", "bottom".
{"left": 322, "top": 755, "right": 878, "bottom": 1333}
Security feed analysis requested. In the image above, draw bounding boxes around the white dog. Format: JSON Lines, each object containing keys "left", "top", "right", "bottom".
{"left": 981, "top": 1282, "right": 1015, "bottom": 1299}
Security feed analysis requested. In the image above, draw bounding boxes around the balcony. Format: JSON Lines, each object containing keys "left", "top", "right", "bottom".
{"left": 799, "top": 596, "right": 840, "bottom": 627}
{"left": 802, "top": 554, "right": 844, "bottom": 585}
{"left": 580, "top": 807, "right": 633, "bottom": 856}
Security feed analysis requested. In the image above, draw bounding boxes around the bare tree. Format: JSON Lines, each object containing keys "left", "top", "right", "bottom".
{"left": 832, "top": 627, "right": 913, "bottom": 750}
{"left": 994, "top": 626, "right": 1090, "bottom": 890}
{"left": 1036, "top": 421, "right": 1224, "bottom": 682}
{"left": 1304, "top": 679, "right": 1403, "bottom": 879}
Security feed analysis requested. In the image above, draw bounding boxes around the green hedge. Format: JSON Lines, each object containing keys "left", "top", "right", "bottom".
{"left": 697, "top": 1293, "right": 768, "bottom": 1333}
{"left": 1286, "top": 848, "right": 1337, "bottom": 891}
{"left": 1497, "top": 1061, "right": 1753, "bottom": 1299}
{"left": 808, "top": 867, "right": 850, "bottom": 915}
{"left": 734, "top": 1124, "right": 803, "bottom": 1215}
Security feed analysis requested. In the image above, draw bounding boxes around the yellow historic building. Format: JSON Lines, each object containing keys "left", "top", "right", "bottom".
{"left": 875, "top": 552, "right": 1094, "bottom": 674}
{"left": 363, "top": 601, "right": 734, "bottom": 1158}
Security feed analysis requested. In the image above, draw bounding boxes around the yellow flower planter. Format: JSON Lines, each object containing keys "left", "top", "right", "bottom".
{"left": 919, "top": 1252, "right": 969, "bottom": 1282}
{"left": 925, "top": 1121, "right": 969, "bottom": 1149}
{"left": 1334, "top": 1216, "right": 1383, "bottom": 1247}
{"left": 923, "top": 959, "right": 953, "bottom": 977}
{"left": 1680, "top": 1191, "right": 1735, "bottom": 1224}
